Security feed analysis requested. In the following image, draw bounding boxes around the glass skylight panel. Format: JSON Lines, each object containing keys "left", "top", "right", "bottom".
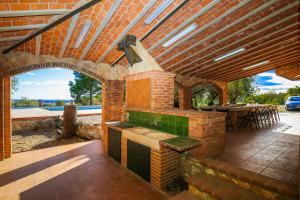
{"left": 74, "top": 20, "right": 92, "bottom": 48}
{"left": 214, "top": 48, "right": 245, "bottom": 62}
{"left": 144, "top": 0, "right": 174, "bottom": 25}
{"left": 243, "top": 61, "right": 269, "bottom": 71}
{"left": 163, "top": 23, "right": 197, "bottom": 47}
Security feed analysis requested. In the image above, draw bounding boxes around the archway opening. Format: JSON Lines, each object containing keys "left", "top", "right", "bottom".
{"left": 191, "top": 83, "right": 221, "bottom": 109}
{"left": 11, "top": 67, "right": 103, "bottom": 153}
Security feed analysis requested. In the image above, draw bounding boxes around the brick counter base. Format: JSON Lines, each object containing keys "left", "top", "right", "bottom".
{"left": 121, "top": 137, "right": 182, "bottom": 188}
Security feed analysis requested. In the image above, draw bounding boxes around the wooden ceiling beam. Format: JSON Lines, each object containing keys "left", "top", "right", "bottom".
{"left": 168, "top": 14, "right": 299, "bottom": 73}
{"left": 212, "top": 53, "right": 300, "bottom": 81}
{"left": 218, "top": 56, "right": 300, "bottom": 81}
{"left": 162, "top": 0, "right": 297, "bottom": 70}
{"left": 184, "top": 31, "right": 300, "bottom": 77}
{"left": 223, "top": 57, "right": 300, "bottom": 82}
{"left": 197, "top": 43, "right": 300, "bottom": 80}
{"left": 191, "top": 35, "right": 300, "bottom": 78}
{"left": 194, "top": 39, "right": 300, "bottom": 80}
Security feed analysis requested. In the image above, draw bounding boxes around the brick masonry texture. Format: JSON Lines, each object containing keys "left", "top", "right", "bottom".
{"left": 125, "top": 108, "right": 226, "bottom": 160}
{"left": 150, "top": 146, "right": 182, "bottom": 188}
{"left": 0, "top": 0, "right": 298, "bottom": 82}
{"left": 102, "top": 80, "right": 124, "bottom": 153}
{"left": 179, "top": 86, "right": 192, "bottom": 110}
{"left": 4, "top": 76, "right": 11, "bottom": 158}
{"left": 176, "top": 76, "right": 228, "bottom": 106}
{"left": 1, "top": 52, "right": 127, "bottom": 81}
{"left": 0, "top": 76, "right": 3, "bottom": 160}
{"left": 125, "top": 71, "right": 175, "bottom": 110}
{"left": 0, "top": 75, "right": 11, "bottom": 159}
{"left": 121, "top": 136, "right": 182, "bottom": 189}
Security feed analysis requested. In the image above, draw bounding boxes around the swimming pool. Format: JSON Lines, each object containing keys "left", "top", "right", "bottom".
{"left": 43, "top": 105, "right": 102, "bottom": 111}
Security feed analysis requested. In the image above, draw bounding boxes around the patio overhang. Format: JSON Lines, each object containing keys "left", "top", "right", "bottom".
{"left": 275, "top": 63, "right": 300, "bottom": 81}
{"left": 0, "top": 0, "right": 297, "bottom": 82}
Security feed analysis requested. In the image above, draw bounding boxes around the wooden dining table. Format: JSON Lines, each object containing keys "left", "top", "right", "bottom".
{"left": 217, "top": 104, "right": 269, "bottom": 130}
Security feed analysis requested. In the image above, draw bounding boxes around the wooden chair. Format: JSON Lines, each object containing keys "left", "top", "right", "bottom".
{"left": 215, "top": 107, "right": 234, "bottom": 131}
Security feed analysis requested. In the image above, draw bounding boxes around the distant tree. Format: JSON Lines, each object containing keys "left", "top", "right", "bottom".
{"left": 286, "top": 86, "right": 300, "bottom": 97}
{"left": 55, "top": 100, "right": 65, "bottom": 106}
{"left": 246, "top": 92, "right": 286, "bottom": 105}
{"left": 12, "top": 97, "right": 39, "bottom": 107}
{"left": 228, "top": 77, "right": 256, "bottom": 104}
{"left": 11, "top": 77, "right": 19, "bottom": 94}
{"left": 69, "top": 72, "right": 101, "bottom": 105}
{"left": 192, "top": 84, "right": 219, "bottom": 108}
{"left": 174, "top": 85, "right": 179, "bottom": 108}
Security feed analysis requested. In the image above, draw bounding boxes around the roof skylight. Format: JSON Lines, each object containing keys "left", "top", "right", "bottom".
{"left": 162, "top": 23, "right": 197, "bottom": 47}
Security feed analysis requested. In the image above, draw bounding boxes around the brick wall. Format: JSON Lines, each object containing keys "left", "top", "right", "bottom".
{"left": 3, "top": 76, "right": 11, "bottom": 158}
{"left": 125, "top": 108, "right": 226, "bottom": 160}
{"left": 125, "top": 71, "right": 175, "bottom": 110}
{"left": 0, "top": 76, "right": 3, "bottom": 160}
{"left": 102, "top": 80, "right": 124, "bottom": 153}
{"left": 179, "top": 86, "right": 192, "bottom": 110}
{"left": 121, "top": 136, "right": 182, "bottom": 188}
{"left": 0, "top": 75, "right": 11, "bottom": 160}
{"left": 151, "top": 146, "right": 182, "bottom": 188}
{"left": 189, "top": 114, "right": 226, "bottom": 159}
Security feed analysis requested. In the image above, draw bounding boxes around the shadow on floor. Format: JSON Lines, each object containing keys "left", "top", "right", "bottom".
{"left": 0, "top": 141, "right": 168, "bottom": 200}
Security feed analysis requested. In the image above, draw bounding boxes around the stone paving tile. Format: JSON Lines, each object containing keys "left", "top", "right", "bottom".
{"left": 0, "top": 140, "right": 168, "bottom": 200}
{"left": 261, "top": 168, "right": 294, "bottom": 183}
{"left": 219, "top": 113, "right": 300, "bottom": 185}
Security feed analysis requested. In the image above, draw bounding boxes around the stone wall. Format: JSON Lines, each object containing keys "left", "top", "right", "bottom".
{"left": 12, "top": 117, "right": 57, "bottom": 132}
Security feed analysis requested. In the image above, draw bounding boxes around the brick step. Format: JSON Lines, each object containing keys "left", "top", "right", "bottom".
{"left": 198, "top": 158, "right": 297, "bottom": 200}
{"left": 169, "top": 191, "right": 200, "bottom": 200}
{"left": 187, "top": 172, "right": 264, "bottom": 200}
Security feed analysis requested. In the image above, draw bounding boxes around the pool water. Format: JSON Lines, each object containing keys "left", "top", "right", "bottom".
{"left": 43, "top": 105, "right": 102, "bottom": 111}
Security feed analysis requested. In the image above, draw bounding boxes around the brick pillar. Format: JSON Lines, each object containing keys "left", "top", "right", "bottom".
{"left": 0, "top": 75, "right": 11, "bottom": 160}
{"left": 102, "top": 80, "right": 124, "bottom": 153}
{"left": 219, "top": 84, "right": 228, "bottom": 105}
{"left": 179, "top": 86, "right": 192, "bottom": 110}
{"left": 0, "top": 76, "right": 4, "bottom": 160}
{"left": 4, "top": 76, "right": 11, "bottom": 158}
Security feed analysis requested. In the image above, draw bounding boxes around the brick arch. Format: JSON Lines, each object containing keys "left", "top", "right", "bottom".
{"left": 10, "top": 62, "right": 105, "bottom": 82}
{"left": 175, "top": 75, "right": 228, "bottom": 108}
{"left": 0, "top": 52, "right": 127, "bottom": 82}
{"left": 0, "top": 52, "right": 128, "bottom": 160}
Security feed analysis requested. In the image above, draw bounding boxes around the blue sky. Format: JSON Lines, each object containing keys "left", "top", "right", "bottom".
{"left": 13, "top": 68, "right": 75, "bottom": 100}
{"left": 254, "top": 70, "right": 300, "bottom": 93}
{"left": 12, "top": 69, "right": 300, "bottom": 99}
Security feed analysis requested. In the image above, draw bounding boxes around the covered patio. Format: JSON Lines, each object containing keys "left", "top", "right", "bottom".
{"left": 0, "top": 0, "right": 299, "bottom": 200}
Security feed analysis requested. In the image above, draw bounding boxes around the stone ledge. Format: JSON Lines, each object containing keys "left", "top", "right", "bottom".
{"left": 200, "top": 158, "right": 297, "bottom": 199}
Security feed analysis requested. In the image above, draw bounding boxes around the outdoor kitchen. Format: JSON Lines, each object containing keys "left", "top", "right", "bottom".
{"left": 103, "top": 68, "right": 226, "bottom": 190}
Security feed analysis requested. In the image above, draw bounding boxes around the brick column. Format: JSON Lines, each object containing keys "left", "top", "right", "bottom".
{"left": 0, "top": 75, "right": 11, "bottom": 160}
{"left": 219, "top": 84, "right": 228, "bottom": 105}
{"left": 0, "top": 76, "right": 4, "bottom": 160}
{"left": 102, "top": 80, "right": 124, "bottom": 153}
{"left": 179, "top": 86, "right": 192, "bottom": 110}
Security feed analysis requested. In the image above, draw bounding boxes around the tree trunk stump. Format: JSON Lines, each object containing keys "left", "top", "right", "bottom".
{"left": 62, "top": 105, "right": 77, "bottom": 139}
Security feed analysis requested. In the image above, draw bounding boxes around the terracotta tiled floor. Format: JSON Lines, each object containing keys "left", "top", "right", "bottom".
{"left": 0, "top": 141, "right": 168, "bottom": 200}
{"left": 218, "top": 112, "right": 300, "bottom": 185}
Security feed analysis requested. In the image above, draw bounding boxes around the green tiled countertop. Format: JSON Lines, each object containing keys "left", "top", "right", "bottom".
{"left": 160, "top": 137, "right": 201, "bottom": 152}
